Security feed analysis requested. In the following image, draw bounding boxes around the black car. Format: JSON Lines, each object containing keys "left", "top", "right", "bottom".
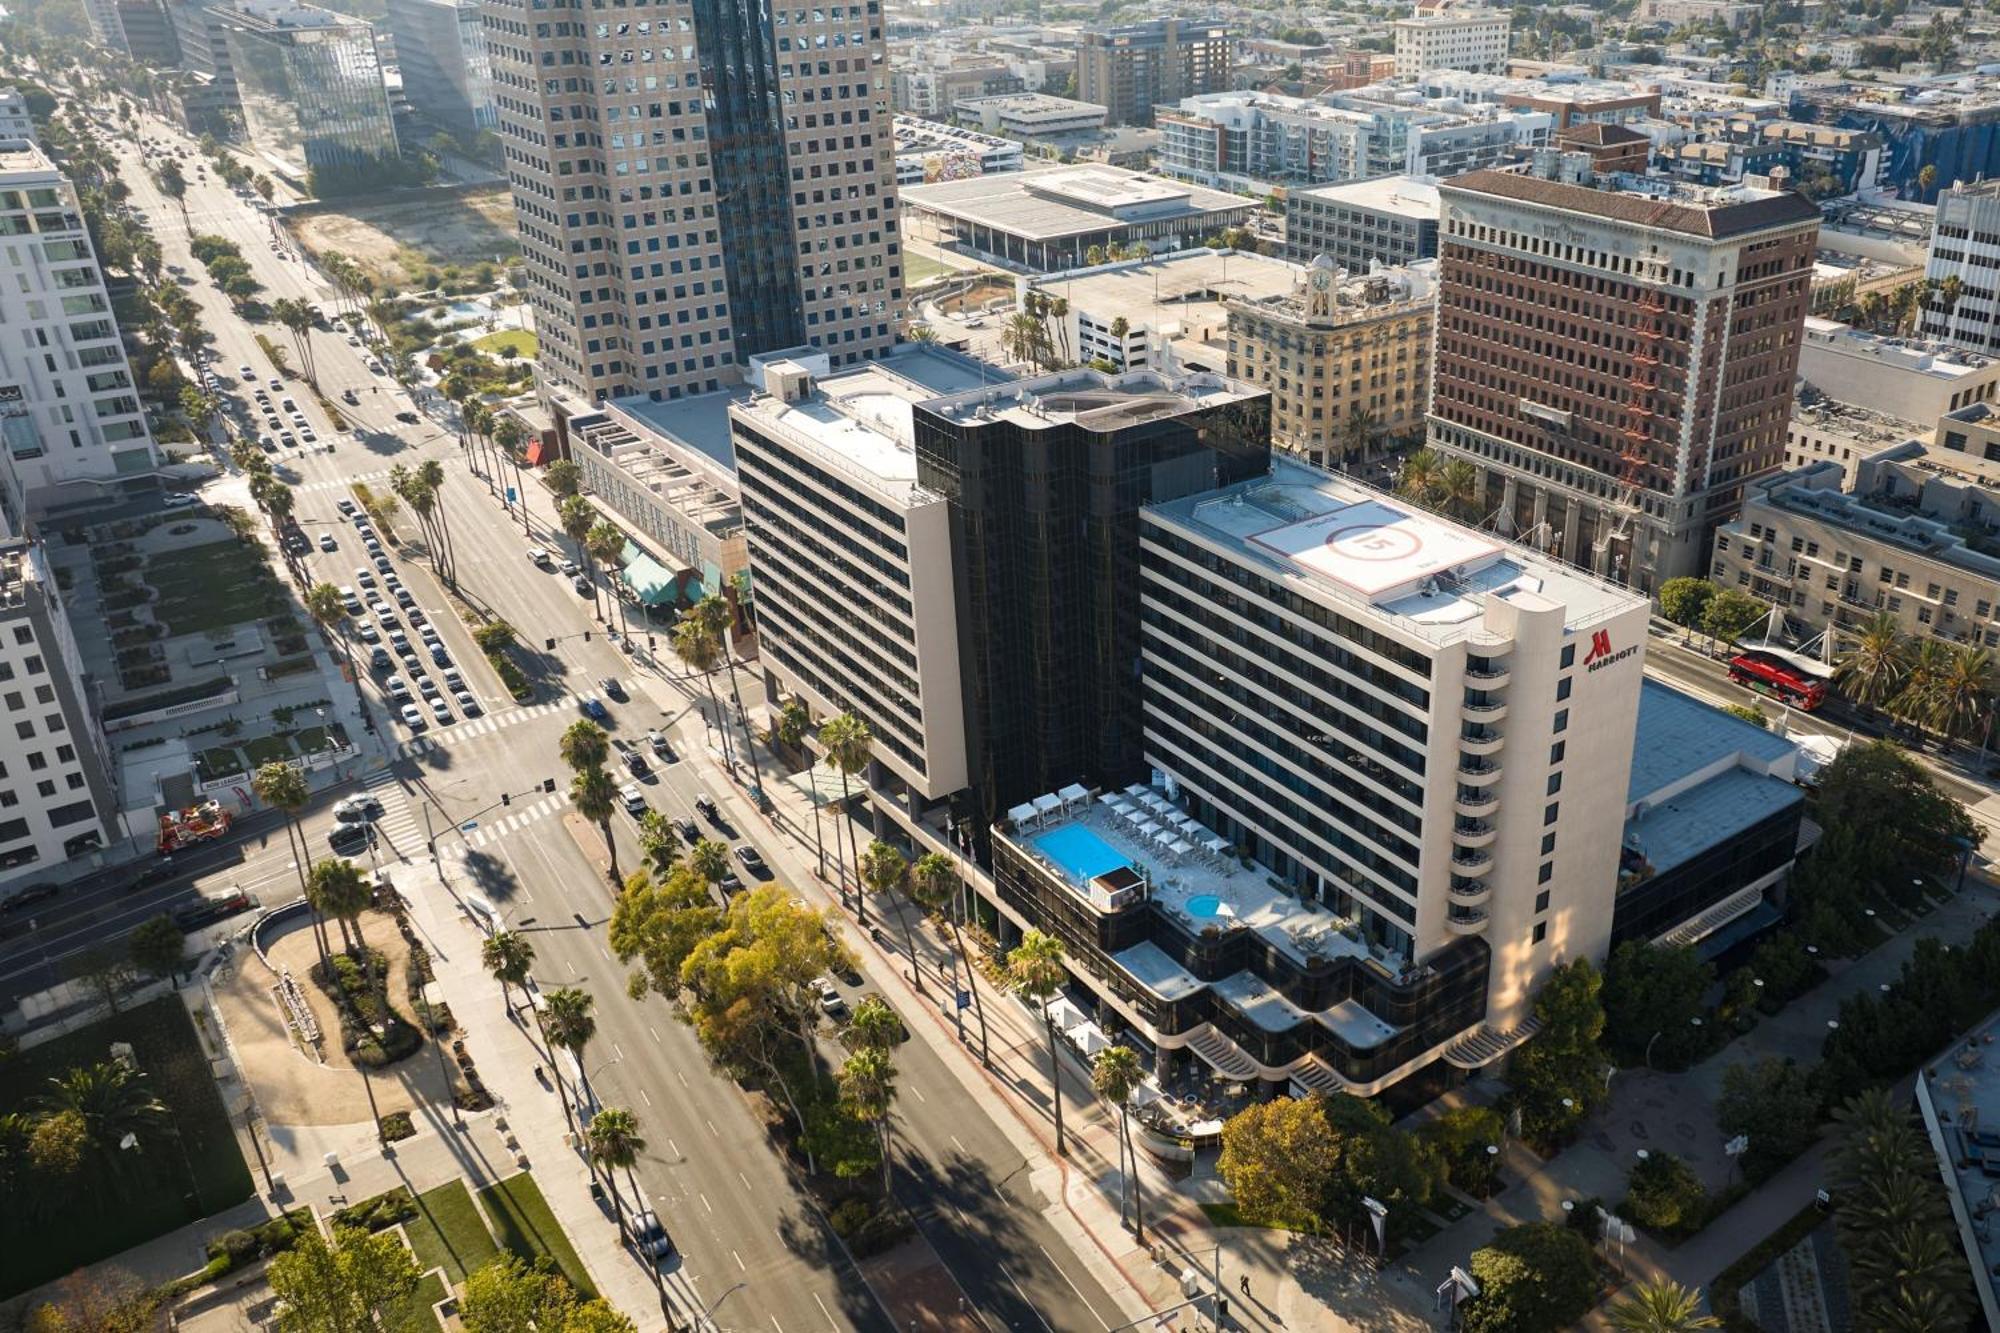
{"left": 674, "top": 817, "right": 698, "bottom": 844}
{"left": 734, "top": 845, "right": 770, "bottom": 879}
{"left": 624, "top": 750, "right": 648, "bottom": 776}
{"left": 1, "top": 882, "right": 59, "bottom": 913}
{"left": 695, "top": 793, "right": 719, "bottom": 823}
{"left": 600, "top": 677, "right": 627, "bottom": 702}
{"left": 328, "top": 824, "right": 374, "bottom": 856}
{"left": 395, "top": 411, "right": 420, "bottom": 425}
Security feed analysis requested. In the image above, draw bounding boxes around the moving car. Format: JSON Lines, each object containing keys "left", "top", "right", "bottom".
{"left": 341, "top": 388, "right": 359, "bottom": 405}
{"left": 674, "top": 817, "right": 698, "bottom": 844}
{"left": 1, "top": 882, "right": 59, "bottom": 914}
{"left": 318, "top": 533, "right": 337, "bottom": 552}
{"left": 630, "top": 1210, "right": 675, "bottom": 1260}
{"left": 333, "top": 794, "right": 384, "bottom": 824}
{"left": 734, "top": 845, "right": 770, "bottom": 880}
{"left": 395, "top": 411, "right": 420, "bottom": 425}
{"left": 578, "top": 695, "right": 608, "bottom": 722}
{"left": 623, "top": 750, "right": 648, "bottom": 777}
{"left": 620, "top": 784, "right": 646, "bottom": 815}
{"left": 600, "top": 677, "right": 627, "bottom": 702}
{"left": 328, "top": 823, "right": 372, "bottom": 856}
{"left": 694, "top": 793, "right": 719, "bottom": 822}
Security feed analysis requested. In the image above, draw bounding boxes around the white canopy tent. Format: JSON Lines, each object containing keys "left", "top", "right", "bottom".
{"left": 1124, "top": 783, "right": 1150, "bottom": 799}
{"left": 1033, "top": 792, "right": 1063, "bottom": 820}
{"left": 1044, "top": 996, "right": 1090, "bottom": 1033}
{"left": 1204, "top": 835, "right": 1232, "bottom": 855}
{"left": 1008, "top": 802, "right": 1039, "bottom": 827}
{"left": 1069, "top": 1023, "right": 1112, "bottom": 1057}
{"left": 1058, "top": 782, "right": 1091, "bottom": 808}
{"left": 1170, "top": 838, "right": 1194, "bottom": 856}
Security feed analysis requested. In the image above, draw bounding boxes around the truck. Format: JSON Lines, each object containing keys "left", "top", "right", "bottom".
{"left": 157, "top": 800, "right": 233, "bottom": 854}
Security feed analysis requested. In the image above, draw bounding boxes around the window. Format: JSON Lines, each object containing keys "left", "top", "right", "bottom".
{"left": 1549, "top": 741, "right": 1565, "bottom": 764}
{"left": 1539, "top": 862, "right": 1554, "bottom": 884}
{"left": 1544, "top": 802, "right": 1559, "bottom": 826}
{"left": 1560, "top": 642, "right": 1575, "bottom": 669}
{"left": 1541, "top": 832, "right": 1556, "bottom": 855}
{"left": 1556, "top": 676, "right": 1572, "bottom": 701}
{"left": 1532, "top": 921, "right": 1547, "bottom": 944}
{"left": 1553, "top": 709, "right": 1568, "bottom": 734}
{"left": 1534, "top": 889, "right": 1550, "bottom": 913}
{"left": 1547, "top": 772, "right": 1562, "bottom": 796}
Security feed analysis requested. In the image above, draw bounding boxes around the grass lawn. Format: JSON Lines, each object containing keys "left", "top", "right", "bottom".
{"left": 146, "top": 539, "right": 283, "bottom": 636}
{"left": 472, "top": 329, "right": 538, "bottom": 360}
{"left": 904, "top": 251, "right": 953, "bottom": 285}
{"left": 406, "top": 1180, "right": 501, "bottom": 1284}
{"left": 1198, "top": 1201, "right": 1311, "bottom": 1233}
{"left": 0, "top": 997, "right": 254, "bottom": 1299}
{"left": 243, "top": 733, "right": 294, "bottom": 766}
{"left": 478, "top": 1173, "right": 596, "bottom": 1298}
{"left": 388, "top": 1270, "right": 448, "bottom": 1333}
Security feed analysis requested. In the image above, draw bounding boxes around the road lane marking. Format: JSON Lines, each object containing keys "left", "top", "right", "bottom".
{"left": 676, "top": 1069, "right": 688, "bottom": 1088}
{"left": 668, "top": 1138, "right": 680, "bottom": 1157}
{"left": 1004, "top": 1272, "right": 1055, "bottom": 1333}
{"left": 911, "top": 1085, "right": 927, "bottom": 1104}
{"left": 614, "top": 1042, "right": 624, "bottom": 1059}
{"left": 737, "top": 1170, "right": 750, "bottom": 1191}
{"left": 700, "top": 1193, "right": 713, "bottom": 1213}
{"left": 812, "top": 1294, "right": 835, "bottom": 1329}
{"left": 640, "top": 1088, "right": 652, "bottom": 1107}
{"left": 732, "top": 1250, "right": 745, "bottom": 1272}
{"left": 1037, "top": 1246, "right": 1107, "bottom": 1330}
{"left": 706, "top": 1118, "right": 719, "bottom": 1136}
{"left": 649, "top": 1025, "right": 660, "bottom": 1042}
{"left": 951, "top": 1135, "right": 968, "bottom": 1154}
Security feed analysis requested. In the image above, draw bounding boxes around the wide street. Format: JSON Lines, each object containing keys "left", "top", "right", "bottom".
{"left": 3, "top": 104, "right": 1128, "bottom": 1333}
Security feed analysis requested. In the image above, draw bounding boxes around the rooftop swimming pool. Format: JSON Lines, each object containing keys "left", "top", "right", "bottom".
{"left": 1030, "top": 822, "right": 1131, "bottom": 886}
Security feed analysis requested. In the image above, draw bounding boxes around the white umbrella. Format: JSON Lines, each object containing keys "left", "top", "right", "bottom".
{"left": 1170, "top": 838, "right": 1194, "bottom": 855}
{"left": 1097, "top": 792, "right": 1122, "bottom": 807}
{"left": 1124, "top": 783, "right": 1150, "bottom": 799}
{"left": 1153, "top": 827, "right": 1177, "bottom": 851}
{"left": 1204, "top": 835, "right": 1232, "bottom": 855}
{"left": 1136, "top": 819, "right": 1164, "bottom": 837}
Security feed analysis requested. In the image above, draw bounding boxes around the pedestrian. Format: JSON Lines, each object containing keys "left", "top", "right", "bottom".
{"left": 1239, "top": 1274, "right": 1249, "bottom": 1297}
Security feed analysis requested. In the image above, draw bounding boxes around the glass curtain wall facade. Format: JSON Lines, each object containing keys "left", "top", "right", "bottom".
{"left": 226, "top": 7, "right": 399, "bottom": 178}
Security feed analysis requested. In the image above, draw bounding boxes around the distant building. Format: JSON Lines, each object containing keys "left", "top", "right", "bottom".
{"left": 952, "top": 92, "right": 1106, "bottom": 138}
{"left": 383, "top": 0, "right": 493, "bottom": 135}
{"left": 1323, "top": 50, "right": 1399, "bottom": 91}
{"left": 0, "top": 91, "right": 33, "bottom": 144}
{"left": 1915, "top": 1014, "right": 2000, "bottom": 1333}
{"left": 892, "top": 63, "right": 1022, "bottom": 120}
{"left": 1392, "top": 11, "right": 1510, "bottom": 78}
{"left": 1552, "top": 122, "right": 1650, "bottom": 174}
{"left": 1225, "top": 256, "right": 1436, "bottom": 466}
{"left": 1798, "top": 318, "right": 2000, "bottom": 424}
{"left": 1639, "top": 0, "right": 1760, "bottom": 32}
{"left": 893, "top": 117, "right": 1022, "bottom": 185}
{"left": 1282, "top": 174, "right": 1441, "bottom": 271}
{"left": 1414, "top": 70, "right": 1659, "bottom": 130}
{"left": 1428, "top": 161, "right": 1821, "bottom": 589}
{"left": 1076, "top": 18, "right": 1231, "bottom": 127}
{"left": 0, "top": 140, "right": 162, "bottom": 513}
{"left": 1920, "top": 178, "right": 2000, "bottom": 355}
{"left": 1782, "top": 396, "right": 1925, "bottom": 487}
{"left": 1029, "top": 249, "right": 1303, "bottom": 374}
{"left": 222, "top": 0, "right": 399, "bottom": 180}
{"left": 83, "top": 0, "right": 181, "bottom": 65}
{"left": 161, "top": 0, "right": 240, "bottom": 135}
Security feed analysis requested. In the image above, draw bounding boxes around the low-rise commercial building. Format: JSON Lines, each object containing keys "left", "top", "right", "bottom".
{"left": 1027, "top": 249, "right": 1303, "bottom": 374}
{"left": 1415, "top": 69, "right": 1660, "bottom": 130}
{"left": 1782, "top": 396, "right": 1925, "bottom": 487}
{"left": 1639, "top": 0, "right": 1760, "bottom": 32}
{"left": 1282, "top": 174, "right": 1440, "bottom": 271}
{"left": 892, "top": 62, "right": 1022, "bottom": 119}
{"left": 1225, "top": 256, "right": 1436, "bottom": 466}
{"left": 952, "top": 92, "right": 1107, "bottom": 138}
{"left": 1798, "top": 318, "right": 2000, "bottom": 424}
{"left": 1393, "top": 11, "right": 1510, "bottom": 78}
{"left": 893, "top": 117, "right": 1022, "bottom": 185}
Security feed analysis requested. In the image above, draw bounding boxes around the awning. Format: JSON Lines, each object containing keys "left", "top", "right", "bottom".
{"left": 623, "top": 551, "right": 705, "bottom": 607}
{"left": 1070, "top": 1023, "right": 1112, "bottom": 1057}
{"left": 525, "top": 438, "right": 553, "bottom": 467}
{"left": 1008, "top": 802, "right": 1039, "bottom": 826}
{"left": 1044, "top": 996, "right": 1089, "bottom": 1033}
{"left": 1033, "top": 792, "right": 1063, "bottom": 818}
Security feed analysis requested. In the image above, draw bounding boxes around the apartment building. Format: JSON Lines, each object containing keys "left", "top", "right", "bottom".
{"left": 1413, "top": 71, "right": 1660, "bottom": 132}
{"left": 1712, "top": 443, "right": 2000, "bottom": 650}
{"left": 1076, "top": 18, "right": 1230, "bottom": 128}
{"left": 1426, "top": 161, "right": 1820, "bottom": 590}
{"left": 0, "top": 540, "right": 123, "bottom": 888}
{"left": 224, "top": 0, "right": 399, "bottom": 180}
{"left": 1225, "top": 256, "right": 1435, "bottom": 466}
{"left": 1392, "top": 11, "right": 1510, "bottom": 78}
{"left": 732, "top": 359, "right": 968, "bottom": 799}
{"left": 1798, "top": 318, "right": 2000, "bottom": 424}
{"left": 1919, "top": 178, "right": 2000, "bottom": 355}
{"left": 0, "top": 141, "right": 161, "bottom": 516}
{"left": 385, "top": 0, "right": 495, "bottom": 135}
{"left": 890, "top": 62, "right": 1019, "bottom": 119}
{"left": 0, "top": 92, "right": 35, "bottom": 145}
{"left": 1282, "top": 175, "right": 1440, "bottom": 272}
{"left": 485, "top": 0, "right": 901, "bottom": 405}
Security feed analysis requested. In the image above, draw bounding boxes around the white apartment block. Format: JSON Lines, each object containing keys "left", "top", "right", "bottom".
{"left": 0, "top": 540, "right": 122, "bottom": 888}
{"left": 1919, "top": 178, "right": 2000, "bottom": 356}
{"left": 730, "top": 358, "right": 968, "bottom": 799}
{"left": 0, "top": 141, "right": 161, "bottom": 515}
{"left": 1393, "top": 12, "right": 1511, "bottom": 78}
{"left": 1137, "top": 456, "right": 1650, "bottom": 1041}
{"left": 0, "top": 92, "right": 35, "bottom": 144}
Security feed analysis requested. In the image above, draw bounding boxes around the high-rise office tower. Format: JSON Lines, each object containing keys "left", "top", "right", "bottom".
{"left": 1076, "top": 18, "right": 1229, "bottom": 128}
{"left": 83, "top": 0, "right": 183, "bottom": 64}
{"left": 0, "top": 140, "right": 162, "bottom": 518}
{"left": 385, "top": 0, "right": 496, "bottom": 135}
{"left": 1919, "top": 177, "right": 2000, "bottom": 355}
{"left": 1426, "top": 160, "right": 1819, "bottom": 591}
{"left": 223, "top": 1, "right": 400, "bottom": 182}
{"left": 484, "top": 0, "right": 903, "bottom": 406}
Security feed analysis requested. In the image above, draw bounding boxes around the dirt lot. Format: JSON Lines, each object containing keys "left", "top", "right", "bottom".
{"left": 213, "top": 912, "right": 456, "bottom": 1127}
{"left": 288, "top": 188, "right": 518, "bottom": 288}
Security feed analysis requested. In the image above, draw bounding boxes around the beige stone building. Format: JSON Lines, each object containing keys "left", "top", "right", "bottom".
{"left": 1224, "top": 255, "right": 1435, "bottom": 467}
{"left": 1781, "top": 396, "right": 1925, "bottom": 488}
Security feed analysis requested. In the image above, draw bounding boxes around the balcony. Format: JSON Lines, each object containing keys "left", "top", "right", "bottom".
{"left": 1446, "top": 907, "right": 1489, "bottom": 936}
{"left": 1454, "top": 791, "right": 1499, "bottom": 818}
{"left": 1457, "top": 757, "right": 1502, "bottom": 786}
{"left": 1461, "top": 698, "right": 1508, "bottom": 725}
{"left": 1448, "top": 878, "right": 1491, "bottom": 904}
{"left": 1459, "top": 727, "right": 1504, "bottom": 757}
{"left": 1451, "top": 848, "right": 1495, "bottom": 877}
{"left": 1452, "top": 820, "right": 1496, "bottom": 849}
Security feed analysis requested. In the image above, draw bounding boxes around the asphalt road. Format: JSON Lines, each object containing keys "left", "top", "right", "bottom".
{"left": 17, "top": 101, "right": 1129, "bottom": 1333}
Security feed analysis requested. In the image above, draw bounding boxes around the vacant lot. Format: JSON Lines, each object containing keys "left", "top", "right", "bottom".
{"left": 0, "top": 998, "right": 255, "bottom": 1298}
{"left": 290, "top": 188, "right": 518, "bottom": 289}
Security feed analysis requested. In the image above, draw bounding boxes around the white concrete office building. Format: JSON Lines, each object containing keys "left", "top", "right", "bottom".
{"left": 0, "top": 140, "right": 161, "bottom": 516}
{"left": 731, "top": 359, "right": 969, "bottom": 800}
{"left": 1393, "top": 12, "right": 1511, "bottom": 77}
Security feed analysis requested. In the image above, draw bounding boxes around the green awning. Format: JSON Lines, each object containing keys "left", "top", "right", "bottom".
{"left": 621, "top": 548, "right": 706, "bottom": 607}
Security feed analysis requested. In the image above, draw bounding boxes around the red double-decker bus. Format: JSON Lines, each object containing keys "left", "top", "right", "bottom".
{"left": 1728, "top": 650, "right": 1828, "bottom": 711}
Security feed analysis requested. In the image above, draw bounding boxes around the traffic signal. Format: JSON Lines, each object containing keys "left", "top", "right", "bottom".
{"left": 542, "top": 777, "right": 557, "bottom": 793}
{"left": 545, "top": 637, "right": 556, "bottom": 651}
{"left": 501, "top": 793, "right": 511, "bottom": 806}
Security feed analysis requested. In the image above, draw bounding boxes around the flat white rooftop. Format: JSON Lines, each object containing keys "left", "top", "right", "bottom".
{"left": 1289, "top": 173, "right": 1441, "bottom": 219}
{"left": 1247, "top": 498, "right": 1505, "bottom": 598}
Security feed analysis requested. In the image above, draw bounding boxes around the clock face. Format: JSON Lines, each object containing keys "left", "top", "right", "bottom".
{"left": 1311, "top": 270, "right": 1331, "bottom": 291}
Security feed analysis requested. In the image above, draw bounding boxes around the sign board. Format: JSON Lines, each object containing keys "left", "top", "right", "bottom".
{"left": 505, "top": 487, "right": 517, "bottom": 503}
{"left": 956, "top": 989, "right": 972, "bottom": 1010}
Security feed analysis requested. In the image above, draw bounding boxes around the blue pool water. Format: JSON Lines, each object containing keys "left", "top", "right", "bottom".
{"left": 1186, "top": 893, "right": 1226, "bottom": 921}
{"left": 1031, "top": 824, "right": 1130, "bottom": 884}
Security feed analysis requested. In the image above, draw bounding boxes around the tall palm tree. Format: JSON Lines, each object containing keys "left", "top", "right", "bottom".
{"left": 559, "top": 718, "right": 610, "bottom": 773}
{"left": 303, "top": 581, "right": 364, "bottom": 722}
{"left": 860, "top": 839, "right": 920, "bottom": 990}
{"left": 542, "top": 987, "right": 597, "bottom": 1140}
{"left": 1604, "top": 1279, "right": 1718, "bottom": 1332}
{"left": 1396, "top": 448, "right": 1443, "bottom": 507}
{"left": 481, "top": 929, "right": 535, "bottom": 1014}
{"left": 586, "top": 1107, "right": 646, "bottom": 1242}
{"left": 587, "top": 520, "right": 628, "bottom": 640}
{"left": 1092, "top": 1045, "right": 1144, "bottom": 1237}
{"left": 673, "top": 618, "right": 732, "bottom": 770}
{"left": 1924, "top": 642, "right": 1996, "bottom": 745}
{"left": 272, "top": 298, "right": 318, "bottom": 387}
{"left": 493, "top": 416, "right": 531, "bottom": 535}
{"left": 307, "top": 857, "right": 372, "bottom": 957}
{"left": 687, "top": 838, "right": 730, "bottom": 893}
{"left": 571, "top": 767, "right": 620, "bottom": 883}
{"left": 636, "top": 810, "right": 682, "bottom": 879}
{"left": 840, "top": 1045, "right": 899, "bottom": 1196}
{"left": 911, "top": 850, "right": 988, "bottom": 1065}
{"left": 694, "top": 594, "right": 763, "bottom": 790}
{"left": 818, "top": 713, "right": 873, "bottom": 917}
{"left": 559, "top": 495, "right": 599, "bottom": 618}
{"left": 1835, "top": 612, "right": 1912, "bottom": 711}
{"left": 776, "top": 695, "right": 826, "bottom": 879}
{"left": 1007, "top": 930, "right": 1071, "bottom": 1155}
{"left": 417, "top": 459, "right": 455, "bottom": 585}
{"left": 251, "top": 762, "right": 326, "bottom": 970}
{"left": 1892, "top": 638, "right": 1952, "bottom": 738}
{"left": 1438, "top": 459, "right": 1481, "bottom": 522}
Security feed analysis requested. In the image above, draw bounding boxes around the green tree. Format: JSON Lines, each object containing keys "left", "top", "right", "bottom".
{"left": 1459, "top": 1223, "right": 1599, "bottom": 1333}
{"left": 686, "top": 837, "right": 730, "bottom": 890}
{"left": 307, "top": 857, "right": 372, "bottom": 957}
{"left": 1605, "top": 1279, "right": 1719, "bottom": 1332}
{"left": 559, "top": 495, "right": 598, "bottom": 614}
{"left": 1700, "top": 587, "right": 1767, "bottom": 647}
{"left": 1602, "top": 940, "right": 1713, "bottom": 1067}
{"left": 609, "top": 866, "right": 724, "bottom": 1003}
{"left": 1507, "top": 958, "right": 1609, "bottom": 1144}
{"left": 542, "top": 987, "right": 597, "bottom": 1142}
{"left": 127, "top": 915, "right": 186, "bottom": 984}
{"left": 571, "top": 766, "right": 620, "bottom": 882}
{"left": 672, "top": 616, "right": 733, "bottom": 777}
{"left": 32, "top": 1061, "right": 167, "bottom": 1174}
{"left": 1417, "top": 1104, "right": 1505, "bottom": 1196}
{"left": 252, "top": 762, "right": 325, "bottom": 969}
{"left": 1716, "top": 1057, "right": 1819, "bottom": 1183}
{"left": 481, "top": 929, "right": 535, "bottom": 1014}
{"left": 910, "top": 849, "right": 988, "bottom": 1065}
{"left": 818, "top": 712, "right": 873, "bottom": 918}
{"left": 777, "top": 695, "right": 827, "bottom": 880}
{"left": 1217, "top": 1095, "right": 1339, "bottom": 1231}
{"left": 65, "top": 947, "right": 134, "bottom": 1016}
{"left": 1722, "top": 703, "right": 1769, "bottom": 727}
{"left": 861, "top": 839, "right": 924, "bottom": 991}
{"left": 267, "top": 1225, "right": 421, "bottom": 1333}
{"left": 304, "top": 582, "right": 360, "bottom": 716}
{"left": 1657, "top": 577, "right": 1717, "bottom": 635}
{"left": 155, "top": 158, "right": 187, "bottom": 225}
{"left": 847, "top": 995, "right": 901, "bottom": 1051}
{"left": 1093, "top": 1047, "right": 1147, "bottom": 1238}
{"left": 1621, "top": 1151, "right": 1708, "bottom": 1233}
{"left": 1814, "top": 740, "right": 1977, "bottom": 883}
{"left": 693, "top": 594, "right": 765, "bottom": 804}
{"left": 636, "top": 809, "right": 681, "bottom": 878}
{"left": 559, "top": 718, "right": 610, "bottom": 773}
{"left": 1007, "top": 929, "right": 1071, "bottom": 1155}
{"left": 545, "top": 458, "right": 582, "bottom": 499}
{"left": 587, "top": 519, "right": 628, "bottom": 639}
{"left": 417, "top": 459, "right": 456, "bottom": 585}
{"left": 585, "top": 1106, "right": 646, "bottom": 1246}
{"left": 839, "top": 1044, "right": 898, "bottom": 1195}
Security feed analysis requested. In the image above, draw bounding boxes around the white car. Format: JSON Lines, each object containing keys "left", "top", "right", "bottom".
{"left": 399, "top": 703, "right": 425, "bottom": 729}
{"left": 161, "top": 492, "right": 197, "bottom": 509}
{"left": 620, "top": 784, "right": 646, "bottom": 815}
{"left": 238, "top": 364, "right": 256, "bottom": 381}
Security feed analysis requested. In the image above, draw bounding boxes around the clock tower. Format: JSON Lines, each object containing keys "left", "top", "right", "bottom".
{"left": 1305, "top": 253, "right": 1337, "bottom": 321}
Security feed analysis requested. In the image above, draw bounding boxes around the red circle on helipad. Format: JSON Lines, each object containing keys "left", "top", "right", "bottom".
{"left": 1325, "top": 523, "right": 1423, "bottom": 563}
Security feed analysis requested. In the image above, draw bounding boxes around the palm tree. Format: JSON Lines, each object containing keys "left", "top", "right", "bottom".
{"left": 1922, "top": 642, "right": 1995, "bottom": 745}
{"left": 1396, "top": 447, "right": 1443, "bottom": 507}
{"left": 1604, "top": 1279, "right": 1718, "bottom": 1331}
{"left": 417, "top": 459, "right": 455, "bottom": 584}
{"left": 1892, "top": 638, "right": 1951, "bottom": 739}
{"left": 560, "top": 495, "right": 599, "bottom": 617}
{"left": 542, "top": 987, "right": 597, "bottom": 1140}
{"left": 1007, "top": 930, "right": 1071, "bottom": 1155}
{"left": 34, "top": 1062, "right": 167, "bottom": 1173}
{"left": 559, "top": 718, "right": 610, "bottom": 773}
{"left": 272, "top": 298, "right": 318, "bottom": 387}
{"left": 586, "top": 1107, "right": 646, "bottom": 1243}
{"left": 636, "top": 810, "right": 681, "bottom": 878}
{"left": 493, "top": 416, "right": 531, "bottom": 535}
{"left": 1835, "top": 612, "right": 1912, "bottom": 711}
{"left": 307, "top": 857, "right": 371, "bottom": 957}
{"left": 571, "top": 767, "right": 620, "bottom": 883}
{"left": 839, "top": 1045, "right": 898, "bottom": 1196}
{"left": 910, "top": 850, "right": 988, "bottom": 1065}
{"left": 1339, "top": 405, "right": 1379, "bottom": 467}
{"left": 687, "top": 838, "right": 730, "bottom": 893}
{"left": 1092, "top": 1045, "right": 1144, "bottom": 1237}
{"left": 776, "top": 695, "right": 826, "bottom": 880}
{"left": 481, "top": 930, "right": 535, "bottom": 1014}
{"left": 304, "top": 581, "right": 363, "bottom": 720}
{"left": 693, "top": 594, "right": 765, "bottom": 803}
{"left": 860, "top": 839, "right": 921, "bottom": 991}
{"left": 818, "top": 713, "right": 873, "bottom": 917}
{"left": 1003, "top": 311, "right": 1050, "bottom": 370}
{"left": 252, "top": 762, "right": 326, "bottom": 970}
{"left": 546, "top": 458, "right": 583, "bottom": 500}
{"left": 673, "top": 617, "right": 732, "bottom": 770}
{"left": 587, "top": 520, "right": 628, "bottom": 640}
{"left": 1438, "top": 459, "right": 1481, "bottom": 522}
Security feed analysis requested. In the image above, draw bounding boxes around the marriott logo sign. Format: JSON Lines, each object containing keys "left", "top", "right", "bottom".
{"left": 1581, "top": 629, "right": 1637, "bottom": 673}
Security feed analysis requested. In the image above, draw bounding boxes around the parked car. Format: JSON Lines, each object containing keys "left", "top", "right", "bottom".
{"left": 620, "top": 784, "right": 646, "bottom": 816}
{"left": 400, "top": 703, "right": 425, "bottom": 729}
{"left": 734, "top": 845, "right": 770, "bottom": 880}
{"left": 630, "top": 1210, "right": 675, "bottom": 1260}
{"left": 1, "top": 882, "right": 59, "bottom": 914}
{"left": 694, "top": 793, "right": 719, "bottom": 822}
{"left": 318, "top": 533, "right": 338, "bottom": 552}
{"left": 647, "top": 730, "right": 671, "bottom": 758}
{"left": 161, "top": 492, "right": 197, "bottom": 509}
